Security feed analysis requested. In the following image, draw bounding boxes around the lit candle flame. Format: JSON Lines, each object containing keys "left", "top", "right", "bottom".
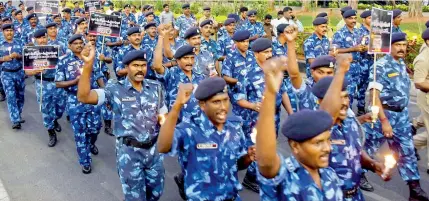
{"left": 7, "top": 47, "right": 11, "bottom": 55}
{"left": 361, "top": 37, "right": 366, "bottom": 45}
{"left": 370, "top": 105, "right": 379, "bottom": 123}
{"left": 382, "top": 154, "right": 397, "bottom": 179}
{"left": 251, "top": 128, "right": 257, "bottom": 143}
{"left": 158, "top": 114, "right": 166, "bottom": 125}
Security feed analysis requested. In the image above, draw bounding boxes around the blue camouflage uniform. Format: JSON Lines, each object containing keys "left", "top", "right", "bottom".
{"left": 174, "top": 15, "right": 196, "bottom": 39}
{"left": 96, "top": 44, "right": 113, "bottom": 122}
{"left": 48, "top": 38, "right": 67, "bottom": 56}
{"left": 120, "top": 13, "right": 137, "bottom": 40}
{"left": 222, "top": 49, "right": 255, "bottom": 117}
{"left": 330, "top": 109, "right": 365, "bottom": 201}
{"left": 21, "top": 24, "right": 44, "bottom": 45}
{"left": 55, "top": 52, "right": 103, "bottom": 167}
{"left": 291, "top": 81, "right": 319, "bottom": 111}
{"left": 242, "top": 21, "right": 264, "bottom": 44}
{"left": 60, "top": 19, "right": 74, "bottom": 40}
{"left": 156, "top": 66, "right": 205, "bottom": 122}
{"left": 257, "top": 155, "right": 344, "bottom": 201}
{"left": 201, "top": 37, "right": 221, "bottom": 61}
{"left": 333, "top": 26, "right": 361, "bottom": 105}
{"left": 12, "top": 20, "right": 24, "bottom": 41}
{"left": 139, "top": 17, "right": 160, "bottom": 28}
{"left": 169, "top": 111, "right": 247, "bottom": 201}
{"left": 194, "top": 49, "right": 215, "bottom": 77}
{"left": 142, "top": 34, "right": 158, "bottom": 52}
{"left": 95, "top": 78, "right": 166, "bottom": 201}
{"left": 357, "top": 25, "right": 373, "bottom": 111}
{"left": 236, "top": 18, "right": 248, "bottom": 31}
{"left": 0, "top": 39, "right": 25, "bottom": 124}
{"left": 217, "top": 33, "right": 235, "bottom": 57}
{"left": 216, "top": 27, "right": 228, "bottom": 40}
{"left": 303, "top": 33, "right": 330, "bottom": 79}
{"left": 363, "top": 54, "right": 420, "bottom": 182}
{"left": 116, "top": 44, "right": 156, "bottom": 81}
{"left": 162, "top": 39, "right": 184, "bottom": 64}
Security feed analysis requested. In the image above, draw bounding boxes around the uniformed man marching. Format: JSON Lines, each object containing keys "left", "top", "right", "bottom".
{"left": 78, "top": 49, "right": 166, "bottom": 201}
{"left": 158, "top": 77, "right": 256, "bottom": 201}
{"left": 364, "top": 32, "right": 429, "bottom": 201}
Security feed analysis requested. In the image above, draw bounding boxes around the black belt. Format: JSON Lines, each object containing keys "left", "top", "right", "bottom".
{"left": 2, "top": 68, "right": 21, "bottom": 72}
{"left": 343, "top": 186, "right": 359, "bottom": 198}
{"left": 120, "top": 136, "right": 158, "bottom": 149}
{"left": 35, "top": 75, "right": 55, "bottom": 82}
{"left": 382, "top": 104, "right": 404, "bottom": 113}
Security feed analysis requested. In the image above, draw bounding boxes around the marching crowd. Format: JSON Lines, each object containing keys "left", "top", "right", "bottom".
{"left": 0, "top": 0, "right": 429, "bottom": 200}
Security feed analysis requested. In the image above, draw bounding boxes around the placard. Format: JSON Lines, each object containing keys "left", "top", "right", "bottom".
{"left": 88, "top": 12, "right": 122, "bottom": 37}
{"left": 23, "top": 46, "right": 59, "bottom": 70}
{"left": 84, "top": 0, "right": 101, "bottom": 12}
{"left": 34, "top": 0, "right": 59, "bottom": 15}
{"left": 369, "top": 8, "right": 393, "bottom": 54}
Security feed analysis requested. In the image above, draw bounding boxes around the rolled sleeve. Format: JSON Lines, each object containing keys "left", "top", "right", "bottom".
{"left": 257, "top": 153, "right": 287, "bottom": 187}
{"left": 93, "top": 88, "right": 106, "bottom": 106}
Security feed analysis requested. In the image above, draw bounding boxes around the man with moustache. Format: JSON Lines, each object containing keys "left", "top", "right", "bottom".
{"left": 120, "top": 4, "right": 137, "bottom": 40}
{"left": 332, "top": 9, "right": 366, "bottom": 107}
{"left": 217, "top": 18, "right": 236, "bottom": 58}
{"left": 61, "top": 8, "right": 74, "bottom": 41}
{"left": 77, "top": 49, "right": 166, "bottom": 201}
{"left": 160, "top": 23, "right": 184, "bottom": 68}
{"left": 364, "top": 32, "right": 429, "bottom": 201}
{"left": 157, "top": 78, "right": 256, "bottom": 201}
{"left": 242, "top": 10, "right": 264, "bottom": 43}
{"left": 21, "top": 13, "right": 44, "bottom": 45}
{"left": 200, "top": 19, "right": 221, "bottom": 74}
{"left": 234, "top": 38, "right": 291, "bottom": 193}
{"left": 142, "top": 22, "right": 158, "bottom": 53}
{"left": 0, "top": 23, "right": 25, "bottom": 129}
{"left": 174, "top": 3, "right": 196, "bottom": 39}
{"left": 183, "top": 27, "right": 216, "bottom": 77}
{"left": 55, "top": 34, "right": 104, "bottom": 174}
{"left": 74, "top": 17, "right": 88, "bottom": 34}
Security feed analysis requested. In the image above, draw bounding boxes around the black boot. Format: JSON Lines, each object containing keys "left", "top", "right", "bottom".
{"left": 408, "top": 180, "right": 429, "bottom": 201}
{"left": 89, "top": 134, "right": 99, "bottom": 155}
{"left": 48, "top": 129, "right": 57, "bottom": 147}
{"left": 242, "top": 172, "right": 260, "bottom": 193}
{"left": 415, "top": 148, "right": 421, "bottom": 161}
{"left": 104, "top": 120, "right": 114, "bottom": 136}
{"left": 357, "top": 107, "right": 366, "bottom": 116}
{"left": 12, "top": 123, "right": 21, "bottom": 129}
{"left": 174, "top": 172, "right": 186, "bottom": 200}
{"left": 411, "top": 125, "right": 417, "bottom": 136}
{"left": 359, "top": 173, "right": 374, "bottom": 192}
{"left": 66, "top": 115, "right": 70, "bottom": 122}
{"left": 82, "top": 165, "right": 92, "bottom": 174}
{"left": 54, "top": 119, "right": 62, "bottom": 132}
{"left": 0, "top": 91, "right": 5, "bottom": 102}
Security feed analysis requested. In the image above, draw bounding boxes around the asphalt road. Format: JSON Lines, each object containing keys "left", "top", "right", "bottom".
{"left": 0, "top": 77, "right": 428, "bottom": 201}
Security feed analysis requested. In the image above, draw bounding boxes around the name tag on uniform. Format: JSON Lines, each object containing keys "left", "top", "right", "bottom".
{"left": 253, "top": 79, "right": 264, "bottom": 86}
{"left": 331, "top": 139, "right": 346, "bottom": 145}
{"left": 121, "top": 97, "right": 136, "bottom": 102}
{"left": 235, "top": 62, "right": 245, "bottom": 67}
{"left": 197, "top": 143, "right": 218, "bottom": 149}
{"left": 388, "top": 72, "right": 399, "bottom": 78}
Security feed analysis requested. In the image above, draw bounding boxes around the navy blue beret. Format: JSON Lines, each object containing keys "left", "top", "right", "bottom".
{"left": 277, "top": 23, "right": 288, "bottom": 34}
{"left": 227, "top": 13, "right": 240, "bottom": 22}
{"left": 224, "top": 18, "right": 235, "bottom": 26}
{"left": 422, "top": 28, "right": 429, "bottom": 40}
{"left": 251, "top": 38, "right": 272, "bottom": 52}
{"left": 126, "top": 27, "right": 140, "bottom": 36}
{"left": 75, "top": 17, "right": 86, "bottom": 25}
{"left": 391, "top": 32, "right": 407, "bottom": 44}
{"left": 74, "top": 8, "right": 84, "bottom": 13}
{"left": 393, "top": 9, "right": 402, "bottom": 18}
{"left": 124, "top": 4, "right": 131, "bottom": 8}
{"left": 310, "top": 55, "right": 336, "bottom": 69}
{"left": 340, "top": 6, "right": 352, "bottom": 13}
{"left": 184, "top": 27, "right": 200, "bottom": 39}
{"left": 26, "top": 13, "right": 37, "bottom": 20}
{"left": 145, "top": 11, "right": 154, "bottom": 17}
{"left": 232, "top": 30, "right": 250, "bottom": 41}
{"left": 26, "top": 6, "right": 34, "bottom": 12}
{"left": 313, "top": 17, "right": 327, "bottom": 26}
{"left": 144, "top": 22, "right": 156, "bottom": 30}
{"left": 68, "top": 34, "right": 84, "bottom": 44}
{"left": 342, "top": 9, "right": 357, "bottom": 18}
{"left": 2, "top": 17, "right": 11, "bottom": 22}
{"left": 312, "top": 76, "right": 348, "bottom": 99}
{"left": 247, "top": 10, "right": 257, "bottom": 17}
{"left": 360, "top": 10, "right": 371, "bottom": 18}
{"left": 15, "top": 10, "right": 22, "bottom": 15}
{"left": 195, "top": 77, "right": 227, "bottom": 101}
{"left": 316, "top": 12, "right": 327, "bottom": 18}
{"left": 143, "top": 5, "right": 150, "bottom": 10}
{"left": 281, "top": 109, "right": 333, "bottom": 142}
{"left": 33, "top": 28, "right": 47, "bottom": 38}
{"left": 52, "top": 14, "right": 61, "bottom": 19}
{"left": 426, "top": 20, "right": 429, "bottom": 28}
{"left": 1, "top": 23, "right": 13, "bottom": 30}
{"left": 62, "top": 8, "right": 71, "bottom": 13}
{"left": 174, "top": 45, "right": 195, "bottom": 59}
{"left": 18, "top": 2, "right": 23, "bottom": 7}
{"left": 45, "top": 22, "right": 57, "bottom": 29}
{"left": 123, "top": 50, "right": 147, "bottom": 65}
{"left": 182, "top": 3, "right": 190, "bottom": 9}
{"left": 200, "top": 19, "right": 213, "bottom": 27}
{"left": 203, "top": 6, "right": 210, "bottom": 11}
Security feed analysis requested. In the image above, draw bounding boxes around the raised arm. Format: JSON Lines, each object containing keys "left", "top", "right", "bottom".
{"left": 284, "top": 25, "right": 302, "bottom": 89}
{"left": 77, "top": 44, "right": 99, "bottom": 105}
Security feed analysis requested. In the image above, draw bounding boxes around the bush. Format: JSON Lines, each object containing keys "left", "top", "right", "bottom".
{"left": 423, "top": 6, "right": 429, "bottom": 12}
{"left": 288, "top": 1, "right": 302, "bottom": 7}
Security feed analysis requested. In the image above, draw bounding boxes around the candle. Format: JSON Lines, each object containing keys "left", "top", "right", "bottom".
{"left": 370, "top": 105, "right": 379, "bottom": 122}
{"left": 382, "top": 155, "right": 397, "bottom": 179}
{"left": 361, "top": 37, "right": 366, "bottom": 45}
{"left": 250, "top": 128, "right": 257, "bottom": 143}
{"left": 158, "top": 114, "right": 166, "bottom": 125}
{"left": 7, "top": 47, "right": 11, "bottom": 55}
{"left": 79, "top": 68, "right": 83, "bottom": 74}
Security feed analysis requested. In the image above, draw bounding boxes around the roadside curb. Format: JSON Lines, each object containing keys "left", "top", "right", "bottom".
{"left": 0, "top": 178, "right": 10, "bottom": 201}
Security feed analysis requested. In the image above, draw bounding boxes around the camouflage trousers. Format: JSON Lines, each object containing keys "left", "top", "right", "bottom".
{"left": 363, "top": 108, "right": 420, "bottom": 181}
{"left": 116, "top": 141, "right": 165, "bottom": 201}
{"left": 1, "top": 71, "right": 25, "bottom": 124}
{"left": 346, "top": 62, "right": 361, "bottom": 107}
{"left": 35, "top": 80, "right": 66, "bottom": 129}
{"left": 69, "top": 107, "right": 102, "bottom": 167}
{"left": 356, "top": 60, "right": 373, "bottom": 110}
